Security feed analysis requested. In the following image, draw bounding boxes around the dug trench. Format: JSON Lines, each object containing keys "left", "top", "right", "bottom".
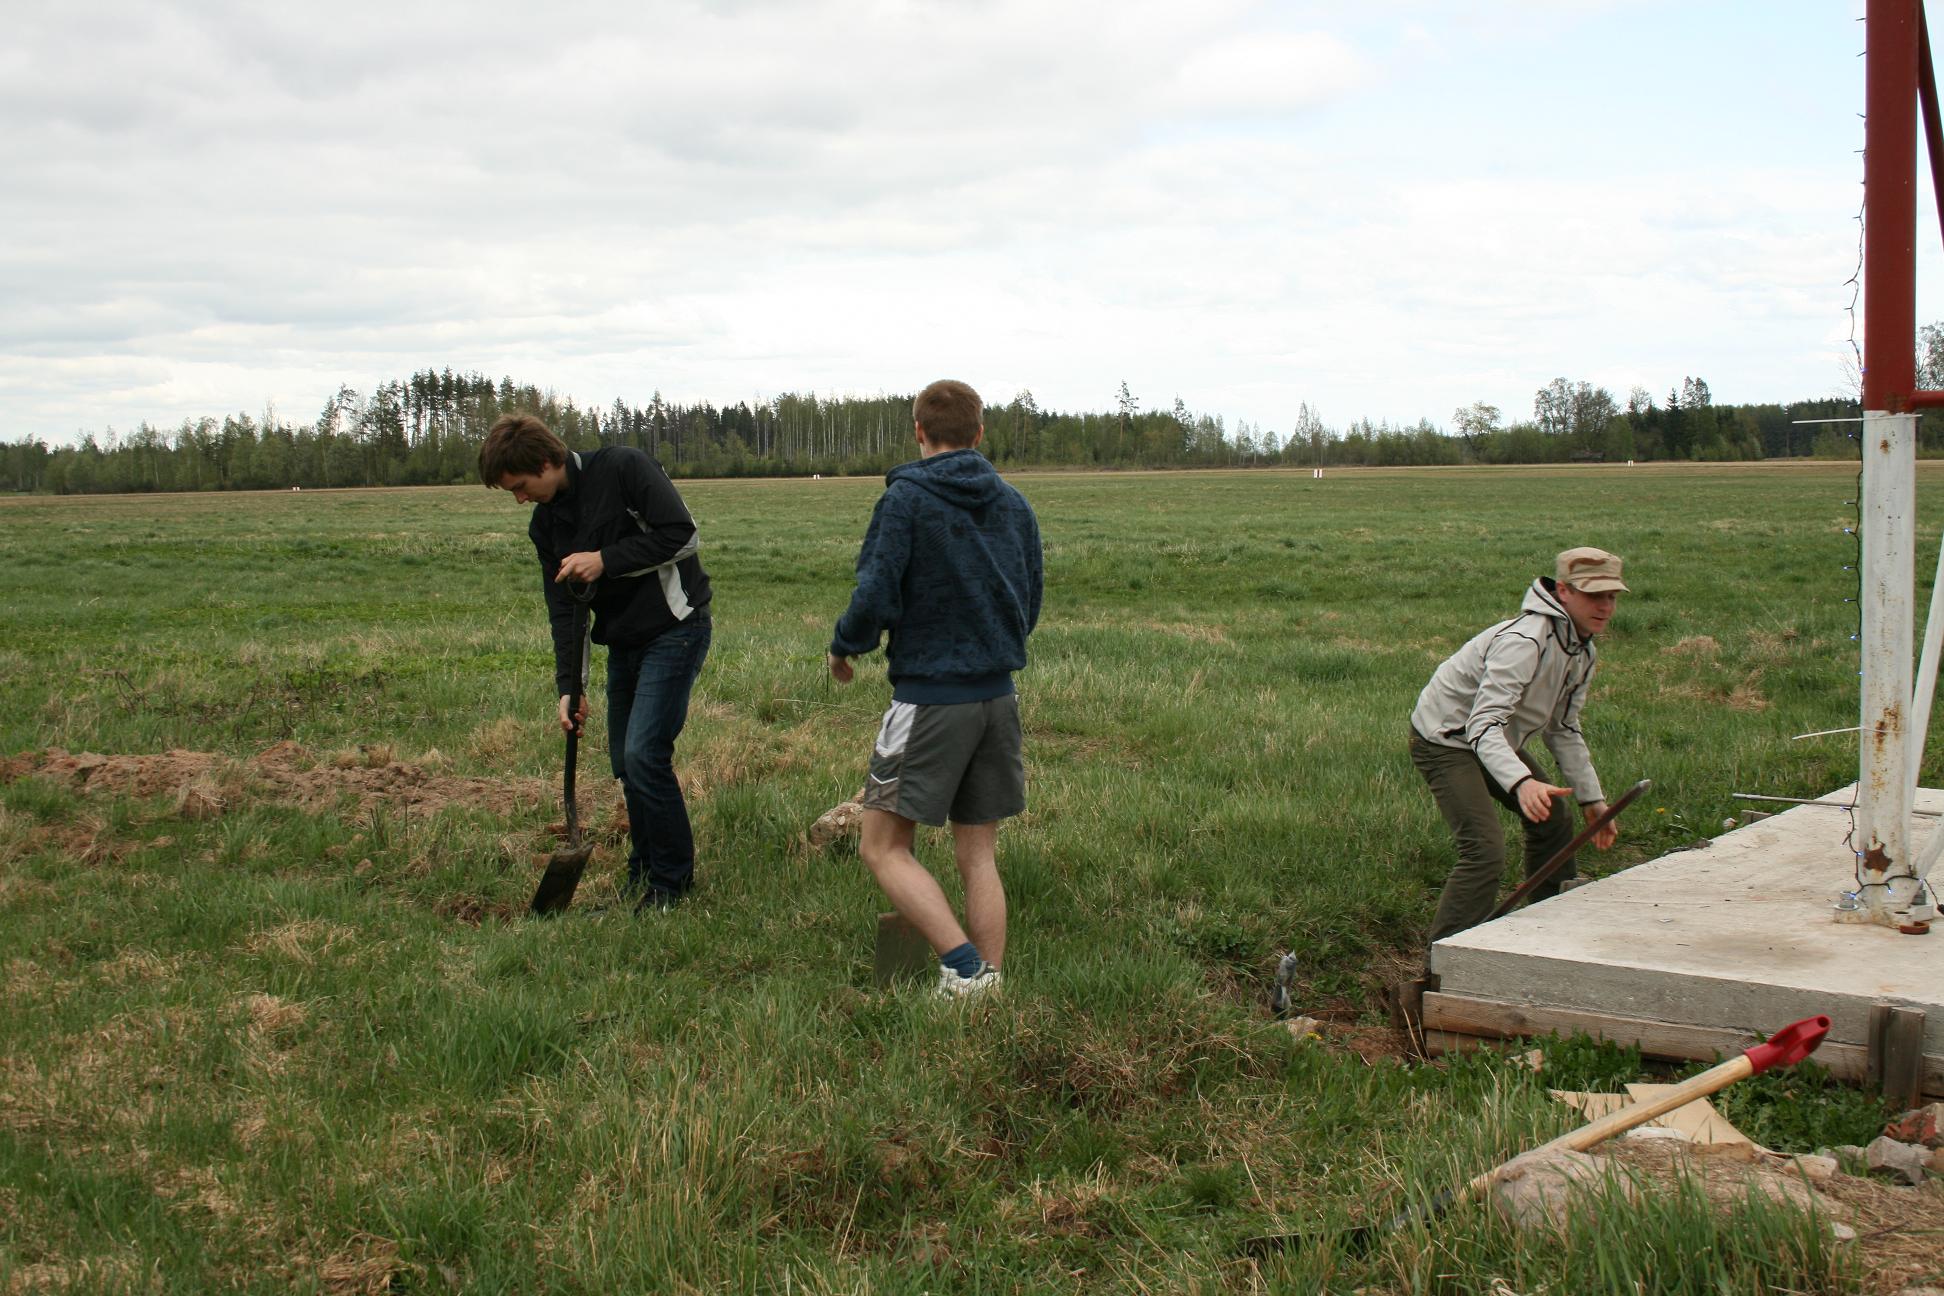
{"left": 0, "top": 743, "right": 631, "bottom": 922}
{"left": 1, "top": 742, "right": 550, "bottom": 818}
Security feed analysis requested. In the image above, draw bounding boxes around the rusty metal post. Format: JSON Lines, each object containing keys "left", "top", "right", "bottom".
{"left": 1855, "top": 0, "right": 1927, "bottom": 929}
{"left": 1866, "top": 0, "right": 1918, "bottom": 414}
{"left": 1855, "top": 410, "right": 1918, "bottom": 926}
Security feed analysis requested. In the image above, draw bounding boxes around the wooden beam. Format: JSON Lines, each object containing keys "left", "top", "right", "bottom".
{"left": 1421, "top": 992, "right": 1944, "bottom": 1099}
{"left": 1869, "top": 1005, "right": 1929, "bottom": 1108}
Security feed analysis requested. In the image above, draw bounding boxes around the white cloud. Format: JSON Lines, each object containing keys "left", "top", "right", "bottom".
{"left": 0, "top": 0, "right": 1889, "bottom": 443}
{"left": 1170, "top": 32, "right": 1369, "bottom": 114}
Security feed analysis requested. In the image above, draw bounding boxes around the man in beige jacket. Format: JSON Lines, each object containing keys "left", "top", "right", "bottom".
{"left": 1408, "top": 547, "right": 1627, "bottom": 944}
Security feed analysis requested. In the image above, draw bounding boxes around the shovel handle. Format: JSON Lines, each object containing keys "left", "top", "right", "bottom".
{"left": 562, "top": 598, "right": 590, "bottom": 844}
{"left": 1743, "top": 1014, "right": 1832, "bottom": 1074}
{"left": 1452, "top": 1054, "right": 1756, "bottom": 1201}
{"left": 1458, "top": 1011, "right": 1832, "bottom": 1202}
{"left": 563, "top": 731, "right": 580, "bottom": 839}
{"left": 1488, "top": 778, "right": 1650, "bottom": 922}
{"left": 1251, "top": 1012, "right": 1833, "bottom": 1257}
{"left": 1541, "top": 1013, "right": 1830, "bottom": 1148}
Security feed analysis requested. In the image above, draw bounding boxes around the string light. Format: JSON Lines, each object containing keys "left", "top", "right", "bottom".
{"left": 1844, "top": 40, "right": 1866, "bottom": 893}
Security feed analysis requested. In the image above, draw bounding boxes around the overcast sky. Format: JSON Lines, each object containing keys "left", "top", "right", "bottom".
{"left": 0, "top": 0, "right": 1916, "bottom": 446}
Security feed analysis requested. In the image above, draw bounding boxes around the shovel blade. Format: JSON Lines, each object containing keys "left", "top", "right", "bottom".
{"left": 1243, "top": 1224, "right": 1380, "bottom": 1259}
{"left": 1243, "top": 1191, "right": 1451, "bottom": 1259}
{"left": 530, "top": 844, "right": 594, "bottom": 915}
{"left": 873, "top": 912, "right": 936, "bottom": 986}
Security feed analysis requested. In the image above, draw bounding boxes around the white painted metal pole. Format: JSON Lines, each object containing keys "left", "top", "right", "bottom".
{"left": 1855, "top": 410, "right": 1922, "bottom": 925}
{"left": 1905, "top": 525, "right": 1944, "bottom": 785}
{"left": 1912, "top": 806, "right": 1944, "bottom": 877}
{"left": 1903, "top": 525, "right": 1944, "bottom": 920}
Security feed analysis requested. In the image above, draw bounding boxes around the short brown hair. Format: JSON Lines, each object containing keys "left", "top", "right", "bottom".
{"left": 479, "top": 413, "right": 567, "bottom": 485}
{"left": 913, "top": 380, "right": 983, "bottom": 449}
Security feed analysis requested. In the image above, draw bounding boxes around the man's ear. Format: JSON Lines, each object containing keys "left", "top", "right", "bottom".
{"left": 972, "top": 424, "right": 985, "bottom": 449}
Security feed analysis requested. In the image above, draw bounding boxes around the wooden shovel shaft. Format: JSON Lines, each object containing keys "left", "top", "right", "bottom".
{"left": 1243, "top": 1052, "right": 1761, "bottom": 1258}
{"left": 529, "top": 597, "right": 596, "bottom": 917}
{"left": 1456, "top": 1053, "right": 1753, "bottom": 1200}
{"left": 562, "top": 730, "right": 580, "bottom": 840}
{"left": 1244, "top": 1014, "right": 1825, "bottom": 1257}
{"left": 1487, "top": 778, "right": 1650, "bottom": 922}
{"left": 562, "top": 600, "right": 589, "bottom": 846}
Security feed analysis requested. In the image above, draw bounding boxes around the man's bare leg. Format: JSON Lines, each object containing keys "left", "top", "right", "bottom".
{"left": 860, "top": 808, "right": 971, "bottom": 956}
{"left": 950, "top": 820, "right": 1005, "bottom": 969}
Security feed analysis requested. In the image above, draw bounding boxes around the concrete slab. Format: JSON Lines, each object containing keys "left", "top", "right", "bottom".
{"left": 1427, "top": 786, "right": 1942, "bottom": 1091}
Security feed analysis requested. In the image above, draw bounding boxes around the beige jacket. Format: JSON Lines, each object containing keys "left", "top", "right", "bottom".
{"left": 1409, "top": 579, "right": 1604, "bottom": 803}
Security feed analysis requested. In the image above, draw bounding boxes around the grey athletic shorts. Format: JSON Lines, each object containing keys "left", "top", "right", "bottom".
{"left": 861, "top": 695, "right": 1025, "bottom": 826}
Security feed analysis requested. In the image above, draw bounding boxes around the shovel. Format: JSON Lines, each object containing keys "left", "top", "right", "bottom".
{"left": 874, "top": 912, "right": 937, "bottom": 986}
{"left": 531, "top": 598, "right": 594, "bottom": 915}
{"left": 1391, "top": 779, "right": 1651, "bottom": 1032}
{"left": 1486, "top": 777, "right": 1651, "bottom": 923}
{"left": 1244, "top": 1012, "right": 1831, "bottom": 1257}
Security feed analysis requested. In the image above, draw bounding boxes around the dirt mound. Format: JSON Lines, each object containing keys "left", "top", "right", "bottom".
{"left": 7, "top": 748, "right": 221, "bottom": 798}
{"left": 3, "top": 743, "right": 548, "bottom": 818}
{"left": 804, "top": 794, "right": 864, "bottom": 850}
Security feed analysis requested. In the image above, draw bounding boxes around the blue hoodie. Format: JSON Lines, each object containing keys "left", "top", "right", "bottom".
{"left": 831, "top": 448, "right": 1043, "bottom": 704}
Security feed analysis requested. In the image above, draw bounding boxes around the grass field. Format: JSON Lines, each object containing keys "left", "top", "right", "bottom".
{"left": 1, "top": 463, "right": 1936, "bottom": 1293}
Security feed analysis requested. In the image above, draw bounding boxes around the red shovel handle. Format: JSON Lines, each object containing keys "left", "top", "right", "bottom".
{"left": 1742, "top": 1015, "right": 1831, "bottom": 1074}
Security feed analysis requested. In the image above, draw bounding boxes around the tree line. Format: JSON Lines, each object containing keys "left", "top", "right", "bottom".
{"left": 0, "top": 364, "right": 1909, "bottom": 495}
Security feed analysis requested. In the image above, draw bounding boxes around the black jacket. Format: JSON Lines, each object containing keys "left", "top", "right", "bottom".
{"left": 528, "top": 447, "right": 711, "bottom": 697}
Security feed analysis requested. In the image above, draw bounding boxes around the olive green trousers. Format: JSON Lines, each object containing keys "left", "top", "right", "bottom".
{"left": 1409, "top": 730, "right": 1578, "bottom": 944}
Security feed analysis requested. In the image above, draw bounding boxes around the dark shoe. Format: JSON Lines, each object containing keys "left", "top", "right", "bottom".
{"left": 634, "top": 889, "right": 682, "bottom": 914}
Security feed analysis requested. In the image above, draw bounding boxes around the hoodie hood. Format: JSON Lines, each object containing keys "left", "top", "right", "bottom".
{"left": 886, "top": 447, "right": 1004, "bottom": 511}
{"left": 1524, "top": 577, "right": 1591, "bottom": 649}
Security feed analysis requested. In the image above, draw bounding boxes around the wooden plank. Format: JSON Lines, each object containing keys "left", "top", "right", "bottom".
{"left": 1421, "top": 1029, "right": 1492, "bottom": 1057}
{"left": 1424, "top": 992, "right": 1767, "bottom": 1058}
{"left": 1421, "top": 991, "right": 1944, "bottom": 1098}
{"left": 1886, "top": 1008, "right": 1928, "bottom": 1106}
{"left": 1870, "top": 1005, "right": 1928, "bottom": 1109}
{"left": 1868, "top": 1004, "right": 1893, "bottom": 1092}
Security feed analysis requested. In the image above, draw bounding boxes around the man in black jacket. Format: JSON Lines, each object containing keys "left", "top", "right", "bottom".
{"left": 480, "top": 414, "right": 713, "bottom": 911}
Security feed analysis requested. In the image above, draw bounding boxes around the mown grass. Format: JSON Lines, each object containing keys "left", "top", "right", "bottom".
{"left": 0, "top": 464, "right": 1925, "bottom": 1293}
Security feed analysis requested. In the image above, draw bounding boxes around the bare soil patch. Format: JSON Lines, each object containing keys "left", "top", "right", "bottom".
{"left": 1, "top": 743, "right": 547, "bottom": 818}
{"left": 1661, "top": 634, "right": 1723, "bottom": 658}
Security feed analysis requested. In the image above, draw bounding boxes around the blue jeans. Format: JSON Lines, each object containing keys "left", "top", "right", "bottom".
{"left": 606, "top": 613, "right": 711, "bottom": 898}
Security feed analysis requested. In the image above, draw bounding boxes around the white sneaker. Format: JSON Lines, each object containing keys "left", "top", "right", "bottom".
{"left": 934, "top": 963, "right": 1002, "bottom": 1000}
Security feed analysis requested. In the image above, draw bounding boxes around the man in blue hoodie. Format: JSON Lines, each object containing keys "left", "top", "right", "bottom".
{"left": 828, "top": 380, "right": 1043, "bottom": 998}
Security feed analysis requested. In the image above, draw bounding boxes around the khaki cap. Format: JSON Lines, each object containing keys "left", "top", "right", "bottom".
{"left": 1556, "top": 547, "right": 1629, "bottom": 593}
